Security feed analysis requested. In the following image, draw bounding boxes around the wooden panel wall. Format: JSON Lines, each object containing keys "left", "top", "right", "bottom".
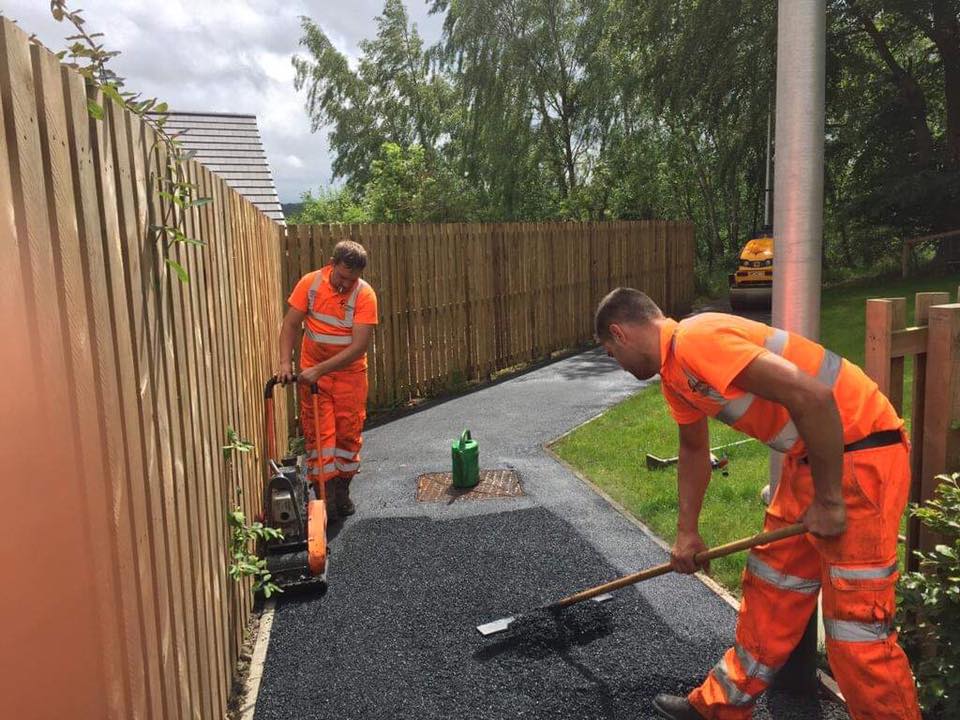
{"left": 0, "top": 18, "right": 286, "bottom": 720}
{"left": 282, "top": 220, "right": 695, "bottom": 417}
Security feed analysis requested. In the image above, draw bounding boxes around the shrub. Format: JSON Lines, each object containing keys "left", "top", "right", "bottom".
{"left": 897, "top": 473, "right": 960, "bottom": 718}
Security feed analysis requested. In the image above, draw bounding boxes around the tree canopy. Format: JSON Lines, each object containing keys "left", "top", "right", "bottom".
{"left": 291, "top": 0, "right": 960, "bottom": 275}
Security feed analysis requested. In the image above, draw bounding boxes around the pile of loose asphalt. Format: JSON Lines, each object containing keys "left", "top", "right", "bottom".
{"left": 255, "top": 349, "right": 850, "bottom": 720}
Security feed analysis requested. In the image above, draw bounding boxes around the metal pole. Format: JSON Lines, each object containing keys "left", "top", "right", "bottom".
{"left": 769, "top": 0, "right": 826, "bottom": 695}
{"left": 764, "top": 99, "right": 773, "bottom": 229}
{"left": 771, "top": 0, "right": 825, "bottom": 340}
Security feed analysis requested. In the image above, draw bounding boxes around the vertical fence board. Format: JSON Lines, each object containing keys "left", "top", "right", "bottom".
{"left": 2, "top": 19, "right": 289, "bottom": 719}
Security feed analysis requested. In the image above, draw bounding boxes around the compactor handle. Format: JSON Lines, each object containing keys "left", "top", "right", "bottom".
{"left": 263, "top": 374, "right": 320, "bottom": 463}
{"left": 459, "top": 429, "right": 472, "bottom": 447}
{"left": 264, "top": 374, "right": 319, "bottom": 398}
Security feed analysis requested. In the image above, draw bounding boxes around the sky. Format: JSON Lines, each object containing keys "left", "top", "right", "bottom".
{"left": 3, "top": 0, "right": 445, "bottom": 203}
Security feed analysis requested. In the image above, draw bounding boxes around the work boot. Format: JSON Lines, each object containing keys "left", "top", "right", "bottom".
{"left": 652, "top": 694, "right": 705, "bottom": 720}
{"left": 337, "top": 476, "right": 355, "bottom": 517}
{"left": 321, "top": 480, "right": 339, "bottom": 523}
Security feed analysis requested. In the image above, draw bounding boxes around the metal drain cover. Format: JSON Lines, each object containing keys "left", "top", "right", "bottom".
{"left": 416, "top": 469, "right": 524, "bottom": 503}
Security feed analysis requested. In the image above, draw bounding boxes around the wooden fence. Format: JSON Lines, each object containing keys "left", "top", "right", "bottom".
{"left": 865, "top": 288, "right": 960, "bottom": 568}
{"left": 1, "top": 18, "right": 286, "bottom": 720}
{"left": 900, "top": 229, "right": 960, "bottom": 277}
{"left": 283, "top": 220, "right": 695, "bottom": 421}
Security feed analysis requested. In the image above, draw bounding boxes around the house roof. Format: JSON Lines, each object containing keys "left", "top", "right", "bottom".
{"left": 156, "top": 111, "right": 284, "bottom": 223}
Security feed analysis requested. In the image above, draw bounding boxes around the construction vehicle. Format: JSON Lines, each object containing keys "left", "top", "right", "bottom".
{"left": 729, "top": 228, "right": 774, "bottom": 310}
{"left": 729, "top": 103, "right": 775, "bottom": 312}
{"left": 261, "top": 376, "right": 328, "bottom": 591}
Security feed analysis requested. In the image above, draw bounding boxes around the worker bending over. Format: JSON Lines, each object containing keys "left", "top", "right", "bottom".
{"left": 595, "top": 288, "right": 920, "bottom": 720}
{"left": 277, "top": 240, "right": 378, "bottom": 521}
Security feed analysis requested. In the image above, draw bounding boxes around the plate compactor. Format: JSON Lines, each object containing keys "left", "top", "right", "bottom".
{"left": 261, "top": 376, "right": 328, "bottom": 592}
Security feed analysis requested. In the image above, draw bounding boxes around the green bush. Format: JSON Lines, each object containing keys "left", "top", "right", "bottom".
{"left": 897, "top": 473, "right": 960, "bottom": 718}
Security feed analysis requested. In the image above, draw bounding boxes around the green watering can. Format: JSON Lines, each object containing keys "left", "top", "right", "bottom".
{"left": 451, "top": 430, "right": 480, "bottom": 488}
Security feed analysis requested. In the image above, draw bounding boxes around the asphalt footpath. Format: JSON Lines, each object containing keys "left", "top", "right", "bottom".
{"left": 255, "top": 349, "right": 849, "bottom": 720}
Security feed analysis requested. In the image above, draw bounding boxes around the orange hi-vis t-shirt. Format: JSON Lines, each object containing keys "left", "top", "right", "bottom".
{"left": 658, "top": 313, "right": 902, "bottom": 457}
{"left": 288, "top": 265, "right": 378, "bottom": 374}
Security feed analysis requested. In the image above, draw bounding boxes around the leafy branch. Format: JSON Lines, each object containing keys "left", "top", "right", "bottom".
{"left": 228, "top": 508, "right": 284, "bottom": 598}
{"left": 222, "top": 426, "right": 255, "bottom": 463}
{"left": 50, "top": 0, "right": 210, "bottom": 283}
{"left": 222, "top": 428, "right": 283, "bottom": 598}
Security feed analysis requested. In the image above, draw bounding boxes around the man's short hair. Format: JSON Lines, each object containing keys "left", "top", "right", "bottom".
{"left": 594, "top": 288, "right": 663, "bottom": 341}
{"left": 332, "top": 240, "right": 368, "bottom": 270}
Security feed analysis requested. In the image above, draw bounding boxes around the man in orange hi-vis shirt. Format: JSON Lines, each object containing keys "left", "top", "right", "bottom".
{"left": 594, "top": 288, "right": 921, "bottom": 720}
{"left": 277, "top": 240, "right": 378, "bottom": 521}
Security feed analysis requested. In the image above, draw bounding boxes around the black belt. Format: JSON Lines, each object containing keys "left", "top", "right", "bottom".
{"left": 843, "top": 429, "right": 903, "bottom": 453}
{"left": 799, "top": 429, "right": 902, "bottom": 464}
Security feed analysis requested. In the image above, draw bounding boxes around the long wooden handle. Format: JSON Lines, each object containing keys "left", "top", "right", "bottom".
{"left": 555, "top": 523, "right": 806, "bottom": 609}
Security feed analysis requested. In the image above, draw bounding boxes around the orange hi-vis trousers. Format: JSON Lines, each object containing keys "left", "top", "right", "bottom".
{"left": 689, "top": 438, "right": 921, "bottom": 720}
{"left": 299, "top": 370, "right": 368, "bottom": 492}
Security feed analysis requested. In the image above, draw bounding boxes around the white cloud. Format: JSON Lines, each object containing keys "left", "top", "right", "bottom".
{"left": 3, "top": 0, "right": 444, "bottom": 204}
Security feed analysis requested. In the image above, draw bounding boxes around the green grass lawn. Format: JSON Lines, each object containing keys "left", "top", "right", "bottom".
{"left": 552, "top": 273, "right": 960, "bottom": 594}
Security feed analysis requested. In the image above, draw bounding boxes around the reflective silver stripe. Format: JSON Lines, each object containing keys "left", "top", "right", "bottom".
{"left": 321, "top": 448, "right": 336, "bottom": 458}
{"left": 679, "top": 366, "right": 725, "bottom": 403}
{"left": 307, "top": 449, "right": 319, "bottom": 459}
{"left": 335, "top": 448, "right": 359, "bottom": 460}
{"left": 309, "top": 462, "right": 337, "bottom": 475}
{"left": 765, "top": 328, "right": 788, "bottom": 355}
{"left": 734, "top": 644, "right": 778, "bottom": 684}
{"left": 824, "top": 619, "right": 892, "bottom": 643}
{"left": 306, "top": 275, "right": 367, "bottom": 328}
{"left": 829, "top": 562, "right": 898, "bottom": 581}
{"left": 712, "top": 659, "right": 754, "bottom": 707}
{"left": 767, "top": 420, "right": 799, "bottom": 453}
{"left": 343, "top": 280, "right": 364, "bottom": 325}
{"left": 311, "top": 312, "right": 351, "bottom": 328}
{"left": 717, "top": 393, "right": 755, "bottom": 425}
{"left": 305, "top": 329, "right": 352, "bottom": 345}
{"left": 746, "top": 554, "right": 821, "bottom": 594}
{"left": 335, "top": 460, "right": 359, "bottom": 472}
{"left": 309, "top": 448, "right": 335, "bottom": 459}
{"left": 306, "top": 272, "right": 324, "bottom": 316}
{"left": 816, "top": 350, "right": 842, "bottom": 387}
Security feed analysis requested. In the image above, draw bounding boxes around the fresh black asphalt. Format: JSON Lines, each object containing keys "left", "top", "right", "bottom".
{"left": 255, "top": 349, "right": 849, "bottom": 720}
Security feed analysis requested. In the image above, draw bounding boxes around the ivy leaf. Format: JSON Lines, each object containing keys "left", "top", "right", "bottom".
{"left": 164, "top": 258, "right": 190, "bottom": 283}
{"left": 86, "top": 98, "right": 104, "bottom": 120}
{"left": 187, "top": 197, "right": 213, "bottom": 209}
{"left": 100, "top": 83, "right": 123, "bottom": 104}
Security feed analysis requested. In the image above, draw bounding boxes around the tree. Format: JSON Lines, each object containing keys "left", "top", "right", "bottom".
{"left": 290, "top": 187, "right": 369, "bottom": 224}
{"left": 362, "top": 142, "right": 479, "bottom": 223}
{"left": 829, "top": 1, "right": 960, "bottom": 260}
{"left": 293, "top": 0, "right": 452, "bottom": 188}
{"left": 293, "top": 0, "right": 960, "bottom": 275}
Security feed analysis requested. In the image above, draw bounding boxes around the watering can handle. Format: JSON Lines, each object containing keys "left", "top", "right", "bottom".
{"left": 459, "top": 430, "right": 472, "bottom": 446}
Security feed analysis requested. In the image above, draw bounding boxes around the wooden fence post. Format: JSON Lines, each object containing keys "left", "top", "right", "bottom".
{"left": 906, "top": 293, "right": 951, "bottom": 569}
{"left": 865, "top": 298, "right": 907, "bottom": 414}
{"left": 919, "top": 303, "right": 960, "bottom": 553}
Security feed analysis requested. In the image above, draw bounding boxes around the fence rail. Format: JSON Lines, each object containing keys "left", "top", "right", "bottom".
{"left": 1, "top": 18, "right": 286, "bottom": 720}
{"left": 283, "top": 220, "right": 695, "bottom": 418}
{"left": 864, "top": 288, "right": 960, "bottom": 567}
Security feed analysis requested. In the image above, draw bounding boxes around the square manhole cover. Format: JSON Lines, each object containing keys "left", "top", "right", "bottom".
{"left": 416, "top": 469, "right": 523, "bottom": 503}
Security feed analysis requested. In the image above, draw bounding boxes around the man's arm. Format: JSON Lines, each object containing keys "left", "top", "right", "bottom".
{"left": 732, "top": 352, "right": 846, "bottom": 537}
{"left": 299, "top": 324, "right": 374, "bottom": 382}
{"left": 672, "top": 416, "right": 712, "bottom": 573}
{"left": 277, "top": 306, "right": 306, "bottom": 382}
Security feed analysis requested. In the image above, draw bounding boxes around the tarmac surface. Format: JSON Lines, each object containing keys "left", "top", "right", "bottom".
{"left": 255, "top": 349, "right": 849, "bottom": 720}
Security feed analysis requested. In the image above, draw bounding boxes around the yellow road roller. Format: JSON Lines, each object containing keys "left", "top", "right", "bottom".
{"left": 729, "top": 228, "right": 774, "bottom": 310}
